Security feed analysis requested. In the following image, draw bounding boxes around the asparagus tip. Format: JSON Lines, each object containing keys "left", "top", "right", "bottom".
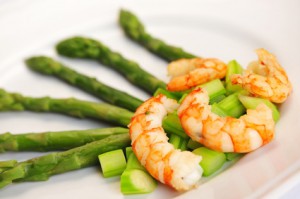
{"left": 25, "top": 56, "right": 60, "bottom": 75}
{"left": 56, "top": 36, "right": 101, "bottom": 59}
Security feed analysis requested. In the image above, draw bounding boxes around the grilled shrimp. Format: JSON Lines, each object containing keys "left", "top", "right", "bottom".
{"left": 178, "top": 88, "right": 275, "bottom": 153}
{"left": 231, "top": 48, "right": 292, "bottom": 103}
{"left": 167, "top": 58, "right": 227, "bottom": 91}
{"left": 128, "top": 94, "right": 203, "bottom": 191}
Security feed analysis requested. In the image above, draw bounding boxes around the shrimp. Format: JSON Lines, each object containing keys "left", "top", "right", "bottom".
{"left": 178, "top": 88, "right": 275, "bottom": 153}
{"left": 128, "top": 94, "right": 203, "bottom": 191}
{"left": 231, "top": 48, "right": 292, "bottom": 103}
{"left": 167, "top": 58, "right": 227, "bottom": 91}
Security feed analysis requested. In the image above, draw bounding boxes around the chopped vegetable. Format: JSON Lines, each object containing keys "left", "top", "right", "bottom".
{"left": 225, "top": 152, "right": 243, "bottom": 161}
{"left": 238, "top": 94, "right": 280, "bottom": 122}
{"left": 225, "top": 60, "right": 244, "bottom": 94}
{"left": 154, "top": 88, "right": 183, "bottom": 101}
{"left": 162, "top": 113, "right": 189, "bottom": 139}
{"left": 98, "top": 149, "right": 127, "bottom": 178}
{"left": 169, "top": 134, "right": 182, "bottom": 149}
{"left": 193, "top": 147, "right": 226, "bottom": 176}
{"left": 120, "top": 153, "right": 156, "bottom": 194}
{"left": 187, "top": 139, "right": 203, "bottom": 150}
{"left": 125, "top": 147, "right": 133, "bottom": 159}
{"left": 121, "top": 169, "right": 157, "bottom": 195}
{"left": 180, "top": 139, "right": 188, "bottom": 151}
{"left": 211, "top": 103, "right": 229, "bottom": 117}
{"left": 198, "top": 79, "right": 227, "bottom": 99}
{"left": 124, "top": 151, "right": 146, "bottom": 171}
{"left": 209, "top": 94, "right": 226, "bottom": 105}
{"left": 217, "top": 92, "right": 246, "bottom": 118}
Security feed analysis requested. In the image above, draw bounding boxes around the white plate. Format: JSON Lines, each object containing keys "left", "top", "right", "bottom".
{"left": 0, "top": 0, "right": 300, "bottom": 198}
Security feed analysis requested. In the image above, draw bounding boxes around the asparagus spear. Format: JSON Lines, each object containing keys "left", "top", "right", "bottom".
{"left": 0, "top": 127, "right": 128, "bottom": 152}
{"left": 119, "top": 9, "right": 197, "bottom": 62}
{"left": 56, "top": 36, "right": 166, "bottom": 95}
{"left": 26, "top": 56, "right": 143, "bottom": 112}
{"left": 0, "top": 134, "right": 131, "bottom": 189}
{"left": 0, "top": 89, "right": 188, "bottom": 139}
{"left": 0, "top": 88, "right": 133, "bottom": 127}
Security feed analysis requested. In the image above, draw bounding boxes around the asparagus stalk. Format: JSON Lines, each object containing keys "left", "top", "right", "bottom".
{"left": 0, "top": 134, "right": 131, "bottom": 189}
{"left": 0, "top": 127, "right": 128, "bottom": 152}
{"left": 119, "top": 9, "right": 197, "bottom": 61}
{"left": 0, "top": 89, "right": 189, "bottom": 140}
{"left": 56, "top": 36, "right": 166, "bottom": 95}
{"left": 0, "top": 160, "right": 18, "bottom": 168}
{"left": 26, "top": 56, "right": 143, "bottom": 112}
{"left": 0, "top": 88, "right": 133, "bottom": 127}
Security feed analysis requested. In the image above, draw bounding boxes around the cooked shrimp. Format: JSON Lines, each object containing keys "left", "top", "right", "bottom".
{"left": 167, "top": 58, "right": 227, "bottom": 91}
{"left": 231, "top": 48, "right": 292, "bottom": 103}
{"left": 128, "top": 94, "right": 203, "bottom": 191}
{"left": 178, "top": 88, "right": 275, "bottom": 153}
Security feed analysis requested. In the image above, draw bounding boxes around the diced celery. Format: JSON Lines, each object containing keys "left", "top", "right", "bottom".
{"left": 125, "top": 147, "right": 133, "bottom": 159}
{"left": 98, "top": 149, "right": 127, "bottom": 178}
{"left": 198, "top": 79, "right": 227, "bottom": 99}
{"left": 178, "top": 93, "right": 188, "bottom": 104}
{"left": 169, "top": 134, "right": 182, "bottom": 149}
{"left": 178, "top": 79, "right": 226, "bottom": 104}
{"left": 154, "top": 88, "right": 179, "bottom": 101}
{"left": 126, "top": 152, "right": 146, "bottom": 172}
{"left": 162, "top": 113, "right": 189, "bottom": 139}
{"left": 211, "top": 103, "right": 229, "bottom": 117}
{"left": 238, "top": 95, "right": 280, "bottom": 122}
{"left": 218, "top": 92, "right": 246, "bottom": 118}
{"left": 193, "top": 147, "right": 226, "bottom": 177}
{"left": 225, "top": 152, "right": 243, "bottom": 161}
{"left": 225, "top": 60, "right": 244, "bottom": 94}
{"left": 120, "top": 152, "right": 157, "bottom": 195}
{"left": 120, "top": 169, "right": 157, "bottom": 195}
{"left": 187, "top": 139, "right": 203, "bottom": 150}
{"left": 180, "top": 139, "right": 188, "bottom": 151}
{"left": 209, "top": 94, "right": 226, "bottom": 105}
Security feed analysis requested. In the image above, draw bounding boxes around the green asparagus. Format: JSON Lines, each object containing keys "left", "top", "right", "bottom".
{"left": 56, "top": 36, "right": 166, "bottom": 94}
{"left": 0, "top": 88, "right": 133, "bottom": 127}
{"left": 0, "top": 160, "right": 18, "bottom": 168}
{"left": 0, "top": 89, "right": 189, "bottom": 140}
{"left": 0, "top": 127, "right": 128, "bottom": 152}
{"left": 26, "top": 56, "right": 143, "bottom": 112}
{"left": 119, "top": 9, "right": 197, "bottom": 61}
{"left": 0, "top": 134, "right": 131, "bottom": 189}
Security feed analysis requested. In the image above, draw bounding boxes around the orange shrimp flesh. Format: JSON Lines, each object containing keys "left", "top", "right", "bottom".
{"left": 231, "top": 48, "right": 292, "bottom": 103}
{"left": 167, "top": 58, "right": 227, "bottom": 91}
{"left": 178, "top": 88, "right": 275, "bottom": 153}
{"left": 128, "top": 94, "right": 203, "bottom": 191}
